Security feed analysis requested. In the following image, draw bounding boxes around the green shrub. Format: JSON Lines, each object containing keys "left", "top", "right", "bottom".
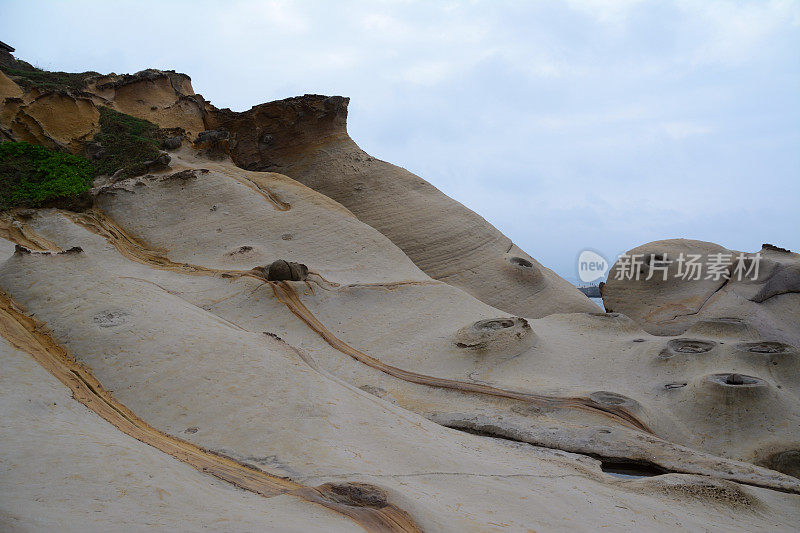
{"left": 0, "top": 142, "right": 96, "bottom": 209}
{"left": 93, "top": 107, "right": 161, "bottom": 178}
{"left": 0, "top": 66, "right": 99, "bottom": 92}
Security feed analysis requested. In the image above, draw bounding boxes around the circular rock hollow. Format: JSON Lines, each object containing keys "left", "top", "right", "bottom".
{"left": 736, "top": 341, "right": 793, "bottom": 354}
{"left": 704, "top": 373, "right": 766, "bottom": 388}
{"left": 665, "top": 339, "right": 716, "bottom": 355}
{"left": 455, "top": 316, "right": 536, "bottom": 355}
{"left": 508, "top": 256, "right": 534, "bottom": 269}
{"left": 504, "top": 255, "right": 544, "bottom": 284}
{"left": 582, "top": 311, "right": 640, "bottom": 332}
{"left": 475, "top": 318, "right": 516, "bottom": 330}
{"left": 589, "top": 391, "right": 639, "bottom": 408}
{"left": 758, "top": 450, "right": 800, "bottom": 479}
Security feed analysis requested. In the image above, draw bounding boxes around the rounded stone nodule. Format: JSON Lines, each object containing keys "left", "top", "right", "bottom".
{"left": 455, "top": 316, "right": 536, "bottom": 355}
{"left": 264, "top": 259, "right": 308, "bottom": 281}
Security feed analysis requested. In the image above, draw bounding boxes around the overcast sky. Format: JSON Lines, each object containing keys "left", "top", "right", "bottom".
{"left": 2, "top": 0, "right": 798, "bottom": 280}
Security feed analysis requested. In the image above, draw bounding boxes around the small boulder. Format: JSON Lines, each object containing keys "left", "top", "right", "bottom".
{"left": 163, "top": 136, "right": 183, "bottom": 151}
{"left": 195, "top": 129, "right": 229, "bottom": 144}
{"left": 194, "top": 129, "right": 230, "bottom": 159}
{"left": 143, "top": 152, "right": 171, "bottom": 171}
{"left": 85, "top": 142, "right": 105, "bottom": 161}
{"left": 264, "top": 259, "right": 308, "bottom": 281}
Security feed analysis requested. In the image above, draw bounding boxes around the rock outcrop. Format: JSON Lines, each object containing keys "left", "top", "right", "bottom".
{"left": 205, "top": 95, "right": 598, "bottom": 318}
{"left": 603, "top": 239, "right": 800, "bottom": 346}
{"left": 1, "top": 58, "right": 798, "bottom": 531}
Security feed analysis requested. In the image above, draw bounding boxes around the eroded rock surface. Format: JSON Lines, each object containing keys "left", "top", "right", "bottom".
{"left": 205, "top": 95, "right": 597, "bottom": 318}
{"left": 603, "top": 239, "right": 800, "bottom": 346}
{"left": 1, "top": 59, "right": 798, "bottom": 531}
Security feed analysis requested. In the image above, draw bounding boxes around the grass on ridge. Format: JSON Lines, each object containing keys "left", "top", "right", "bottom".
{"left": 0, "top": 66, "right": 100, "bottom": 93}
{"left": 93, "top": 107, "right": 162, "bottom": 179}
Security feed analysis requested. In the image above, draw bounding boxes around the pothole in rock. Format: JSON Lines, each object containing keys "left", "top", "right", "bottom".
{"left": 508, "top": 256, "right": 534, "bottom": 268}
{"left": 705, "top": 373, "right": 766, "bottom": 388}
{"left": 455, "top": 317, "right": 535, "bottom": 353}
{"left": 660, "top": 339, "right": 716, "bottom": 359}
{"left": 474, "top": 318, "right": 516, "bottom": 331}
{"left": 736, "top": 341, "right": 793, "bottom": 354}
{"left": 589, "top": 391, "right": 639, "bottom": 408}
{"left": 668, "top": 339, "right": 715, "bottom": 353}
{"left": 758, "top": 450, "right": 800, "bottom": 479}
{"left": 601, "top": 460, "right": 668, "bottom": 479}
{"left": 443, "top": 422, "right": 669, "bottom": 480}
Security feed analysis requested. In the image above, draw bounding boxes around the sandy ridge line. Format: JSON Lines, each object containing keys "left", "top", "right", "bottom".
{"left": 62, "top": 208, "right": 650, "bottom": 433}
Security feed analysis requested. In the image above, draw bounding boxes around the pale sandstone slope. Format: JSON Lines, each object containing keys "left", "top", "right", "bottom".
{"left": 603, "top": 239, "right": 800, "bottom": 346}
{"left": 1, "top": 65, "right": 799, "bottom": 531}
{"left": 0, "top": 334, "right": 356, "bottom": 533}
{"left": 4, "top": 187, "right": 800, "bottom": 532}
{"left": 205, "top": 95, "right": 598, "bottom": 318}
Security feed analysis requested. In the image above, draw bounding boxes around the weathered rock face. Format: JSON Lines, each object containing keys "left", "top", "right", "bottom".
{"left": 2, "top": 60, "right": 800, "bottom": 531}
{"left": 0, "top": 72, "right": 100, "bottom": 152}
{"left": 90, "top": 70, "right": 206, "bottom": 136}
{"left": 603, "top": 239, "right": 800, "bottom": 345}
{"left": 0, "top": 68, "right": 206, "bottom": 155}
{"left": 206, "top": 96, "right": 597, "bottom": 318}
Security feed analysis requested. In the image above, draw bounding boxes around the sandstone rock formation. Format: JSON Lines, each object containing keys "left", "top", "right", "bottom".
{"left": 1, "top": 61, "right": 798, "bottom": 531}
{"left": 204, "top": 95, "right": 598, "bottom": 318}
{"left": 603, "top": 239, "right": 800, "bottom": 346}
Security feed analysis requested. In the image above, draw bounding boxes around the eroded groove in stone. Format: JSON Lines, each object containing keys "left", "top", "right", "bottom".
{"left": 62, "top": 206, "right": 652, "bottom": 433}
{"left": 0, "top": 213, "right": 62, "bottom": 252}
{"left": 0, "top": 290, "right": 423, "bottom": 533}
{"left": 270, "top": 281, "right": 652, "bottom": 433}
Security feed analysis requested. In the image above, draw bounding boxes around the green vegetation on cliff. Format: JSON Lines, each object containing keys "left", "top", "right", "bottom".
{"left": 93, "top": 107, "right": 162, "bottom": 178}
{"left": 0, "top": 108, "right": 169, "bottom": 210}
{"left": 0, "top": 66, "right": 99, "bottom": 92}
{"left": 0, "top": 141, "right": 95, "bottom": 209}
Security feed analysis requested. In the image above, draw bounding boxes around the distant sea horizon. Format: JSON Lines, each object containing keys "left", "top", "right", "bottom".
{"left": 564, "top": 276, "right": 606, "bottom": 311}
